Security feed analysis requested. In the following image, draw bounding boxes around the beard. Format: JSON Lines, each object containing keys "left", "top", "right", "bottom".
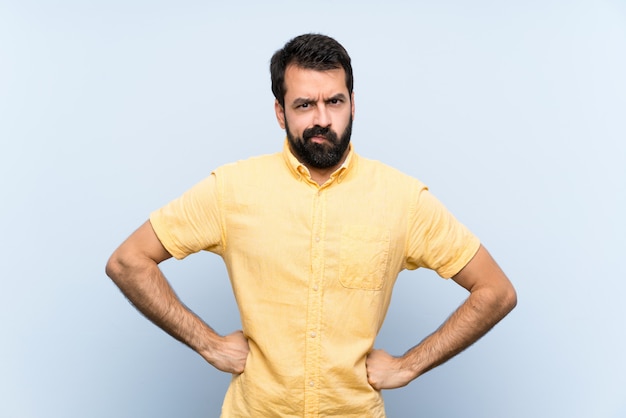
{"left": 286, "top": 116, "right": 353, "bottom": 169}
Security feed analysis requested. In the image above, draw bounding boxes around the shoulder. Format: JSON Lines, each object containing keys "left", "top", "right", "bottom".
{"left": 213, "top": 152, "right": 283, "bottom": 178}
{"left": 353, "top": 153, "right": 427, "bottom": 191}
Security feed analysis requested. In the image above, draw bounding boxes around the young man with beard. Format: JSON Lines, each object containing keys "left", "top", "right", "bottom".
{"left": 106, "top": 33, "right": 517, "bottom": 417}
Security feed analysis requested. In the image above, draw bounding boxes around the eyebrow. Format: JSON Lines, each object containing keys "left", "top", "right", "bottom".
{"left": 326, "top": 93, "right": 348, "bottom": 103}
{"left": 291, "top": 93, "right": 348, "bottom": 107}
{"left": 292, "top": 97, "right": 313, "bottom": 107}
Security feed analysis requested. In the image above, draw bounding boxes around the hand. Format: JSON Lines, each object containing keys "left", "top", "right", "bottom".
{"left": 365, "top": 349, "right": 414, "bottom": 390}
{"left": 206, "top": 330, "right": 249, "bottom": 374}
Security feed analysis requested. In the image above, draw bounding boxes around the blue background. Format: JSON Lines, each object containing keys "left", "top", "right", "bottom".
{"left": 1, "top": 1, "right": 625, "bottom": 417}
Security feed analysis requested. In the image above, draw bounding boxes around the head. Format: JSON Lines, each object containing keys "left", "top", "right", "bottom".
{"left": 270, "top": 34, "right": 353, "bottom": 109}
{"left": 270, "top": 34, "right": 355, "bottom": 170}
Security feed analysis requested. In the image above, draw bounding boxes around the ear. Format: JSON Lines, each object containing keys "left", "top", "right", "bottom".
{"left": 350, "top": 91, "right": 355, "bottom": 120}
{"left": 275, "top": 99, "right": 286, "bottom": 129}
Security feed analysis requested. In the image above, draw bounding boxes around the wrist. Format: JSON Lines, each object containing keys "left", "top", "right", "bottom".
{"left": 399, "top": 349, "right": 424, "bottom": 381}
{"left": 188, "top": 322, "right": 223, "bottom": 362}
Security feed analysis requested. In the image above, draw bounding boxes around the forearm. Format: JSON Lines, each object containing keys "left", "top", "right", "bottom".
{"left": 106, "top": 220, "right": 248, "bottom": 373}
{"left": 402, "top": 285, "right": 516, "bottom": 379}
{"left": 367, "top": 246, "right": 516, "bottom": 390}
{"left": 105, "top": 254, "right": 220, "bottom": 362}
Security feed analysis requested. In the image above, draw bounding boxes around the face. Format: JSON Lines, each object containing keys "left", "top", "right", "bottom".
{"left": 275, "top": 65, "right": 355, "bottom": 170}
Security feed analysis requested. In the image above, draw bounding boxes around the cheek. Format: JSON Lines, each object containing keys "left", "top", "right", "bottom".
{"left": 285, "top": 114, "right": 308, "bottom": 134}
{"left": 333, "top": 113, "right": 351, "bottom": 132}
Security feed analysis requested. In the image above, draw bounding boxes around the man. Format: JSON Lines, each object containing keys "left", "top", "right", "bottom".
{"left": 106, "top": 33, "right": 517, "bottom": 417}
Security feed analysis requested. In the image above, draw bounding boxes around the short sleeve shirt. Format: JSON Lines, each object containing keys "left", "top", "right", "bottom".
{"left": 150, "top": 142, "right": 480, "bottom": 417}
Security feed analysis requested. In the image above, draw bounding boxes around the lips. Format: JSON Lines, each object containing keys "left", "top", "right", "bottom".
{"left": 310, "top": 135, "right": 329, "bottom": 143}
{"left": 303, "top": 126, "right": 336, "bottom": 145}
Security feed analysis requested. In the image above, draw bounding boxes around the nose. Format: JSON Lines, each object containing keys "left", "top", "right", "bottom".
{"left": 313, "top": 103, "right": 331, "bottom": 127}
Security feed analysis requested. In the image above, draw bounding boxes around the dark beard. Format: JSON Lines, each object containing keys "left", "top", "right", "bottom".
{"left": 286, "top": 117, "right": 352, "bottom": 169}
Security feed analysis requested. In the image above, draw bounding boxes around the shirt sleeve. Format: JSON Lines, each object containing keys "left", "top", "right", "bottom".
{"left": 404, "top": 185, "right": 480, "bottom": 278}
{"left": 149, "top": 173, "right": 224, "bottom": 259}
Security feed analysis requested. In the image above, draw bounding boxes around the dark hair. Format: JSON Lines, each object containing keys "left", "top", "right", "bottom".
{"left": 270, "top": 33, "right": 353, "bottom": 107}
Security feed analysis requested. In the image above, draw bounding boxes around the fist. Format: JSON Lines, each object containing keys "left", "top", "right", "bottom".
{"left": 366, "top": 349, "right": 413, "bottom": 390}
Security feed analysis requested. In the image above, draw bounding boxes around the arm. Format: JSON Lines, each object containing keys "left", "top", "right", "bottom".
{"left": 366, "top": 244, "right": 517, "bottom": 389}
{"left": 105, "top": 220, "right": 248, "bottom": 373}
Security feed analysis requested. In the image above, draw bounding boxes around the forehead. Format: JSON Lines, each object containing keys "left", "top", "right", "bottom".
{"left": 283, "top": 65, "right": 348, "bottom": 101}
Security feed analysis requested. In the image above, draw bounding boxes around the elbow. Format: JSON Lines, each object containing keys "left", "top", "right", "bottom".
{"left": 503, "top": 284, "right": 517, "bottom": 315}
{"left": 105, "top": 252, "right": 122, "bottom": 283}
{"left": 105, "top": 246, "right": 157, "bottom": 290}
{"left": 475, "top": 281, "right": 517, "bottom": 320}
{"left": 497, "top": 281, "right": 517, "bottom": 317}
{"left": 105, "top": 249, "right": 132, "bottom": 286}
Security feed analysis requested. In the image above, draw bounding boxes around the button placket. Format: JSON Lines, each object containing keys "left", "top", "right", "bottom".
{"left": 304, "top": 188, "right": 325, "bottom": 416}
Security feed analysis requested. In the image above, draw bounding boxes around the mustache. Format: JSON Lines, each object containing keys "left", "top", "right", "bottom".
{"left": 302, "top": 126, "right": 337, "bottom": 143}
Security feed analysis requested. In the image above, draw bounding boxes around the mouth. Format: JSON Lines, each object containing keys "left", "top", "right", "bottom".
{"left": 309, "top": 135, "right": 329, "bottom": 144}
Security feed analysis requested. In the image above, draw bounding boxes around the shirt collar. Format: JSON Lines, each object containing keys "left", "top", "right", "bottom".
{"left": 281, "top": 138, "right": 355, "bottom": 185}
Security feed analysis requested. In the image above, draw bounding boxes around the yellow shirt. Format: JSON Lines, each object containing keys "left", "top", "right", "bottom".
{"left": 150, "top": 142, "right": 480, "bottom": 417}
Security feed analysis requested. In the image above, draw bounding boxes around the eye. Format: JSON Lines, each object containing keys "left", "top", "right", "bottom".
{"left": 294, "top": 101, "right": 312, "bottom": 110}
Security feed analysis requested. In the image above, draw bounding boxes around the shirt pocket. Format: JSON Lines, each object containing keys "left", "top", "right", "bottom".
{"left": 339, "top": 225, "right": 390, "bottom": 290}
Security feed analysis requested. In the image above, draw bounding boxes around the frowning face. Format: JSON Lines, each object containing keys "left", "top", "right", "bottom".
{"left": 275, "top": 65, "right": 355, "bottom": 170}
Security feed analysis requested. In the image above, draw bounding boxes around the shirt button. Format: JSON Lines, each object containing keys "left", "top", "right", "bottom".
{"left": 309, "top": 381, "right": 315, "bottom": 387}
{"left": 315, "top": 236, "right": 320, "bottom": 242}
{"left": 310, "top": 332, "right": 317, "bottom": 338}
{"left": 312, "top": 284, "right": 319, "bottom": 291}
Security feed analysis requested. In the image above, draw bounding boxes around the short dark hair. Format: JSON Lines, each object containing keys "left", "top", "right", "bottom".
{"left": 270, "top": 33, "right": 353, "bottom": 107}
